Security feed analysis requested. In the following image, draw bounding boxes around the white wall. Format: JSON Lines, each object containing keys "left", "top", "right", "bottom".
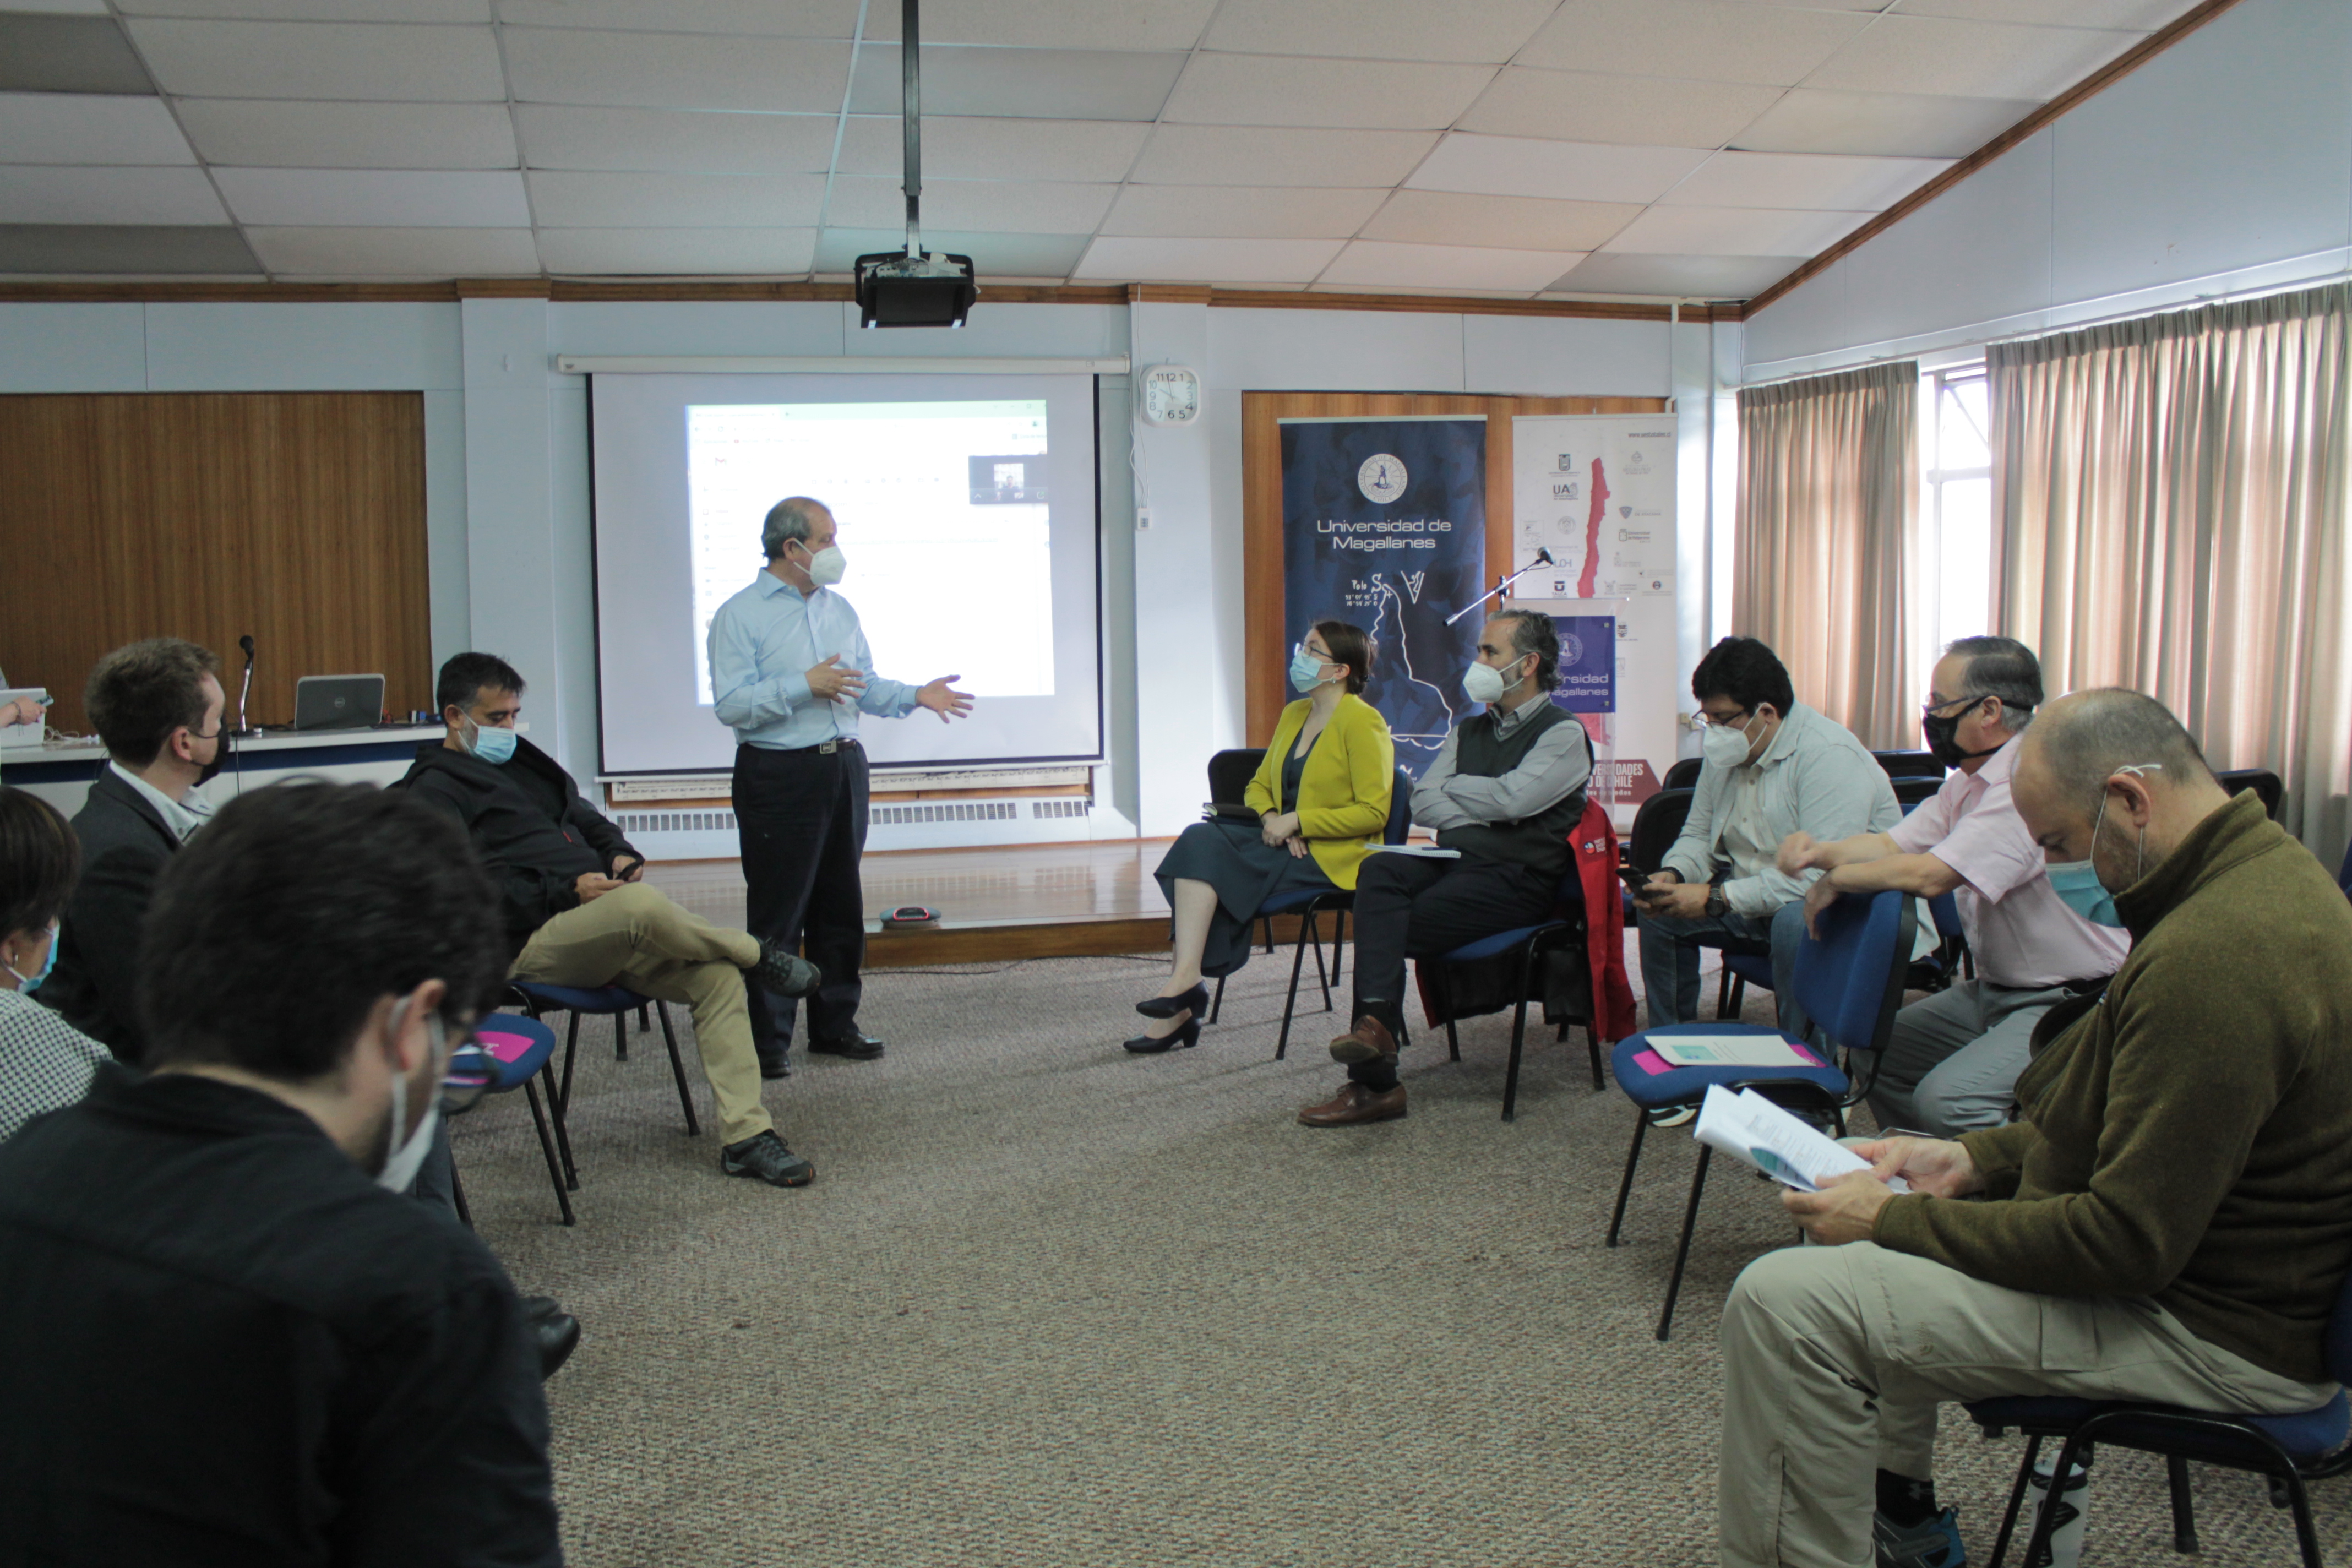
{"left": 1744, "top": 0, "right": 2352, "bottom": 382}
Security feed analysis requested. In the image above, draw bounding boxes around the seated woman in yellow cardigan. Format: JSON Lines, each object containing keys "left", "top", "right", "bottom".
{"left": 1128, "top": 620, "right": 1396, "bottom": 1052}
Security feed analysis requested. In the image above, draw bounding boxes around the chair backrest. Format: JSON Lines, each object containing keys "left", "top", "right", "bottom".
{"left": 1382, "top": 765, "right": 1413, "bottom": 845}
{"left": 1874, "top": 749, "right": 1947, "bottom": 780}
{"left": 1789, "top": 888, "right": 1919, "bottom": 1055}
{"left": 1662, "top": 756, "right": 1702, "bottom": 792}
{"left": 1627, "top": 786, "right": 1695, "bottom": 874}
{"left": 1891, "top": 774, "right": 1943, "bottom": 810}
{"left": 2216, "top": 767, "right": 2284, "bottom": 821}
{"left": 1206, "top": 748, "right": 1265, "bottom": 806}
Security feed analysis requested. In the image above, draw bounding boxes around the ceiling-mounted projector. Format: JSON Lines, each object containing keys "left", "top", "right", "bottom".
{"left": 855, "top": 250, "right": 976, "bottom": 329}
{"left": 858, "top": 0, "right": 977, "bottom": 329}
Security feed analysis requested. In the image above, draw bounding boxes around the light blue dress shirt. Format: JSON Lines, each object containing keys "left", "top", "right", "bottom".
{"left": 707, "top": 570, "right": 919, "bottom": 750}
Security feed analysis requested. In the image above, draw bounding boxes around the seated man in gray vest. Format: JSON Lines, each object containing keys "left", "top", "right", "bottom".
{"left": 1305, "top": 609, "right": 1591, "bottom": 1128}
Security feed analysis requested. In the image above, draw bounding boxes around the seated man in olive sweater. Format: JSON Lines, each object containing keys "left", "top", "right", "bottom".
{"left": 1715, "top": 689, "right": 2352, "bottom": 1568}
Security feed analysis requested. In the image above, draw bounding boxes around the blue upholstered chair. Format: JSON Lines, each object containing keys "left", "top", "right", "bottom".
{"left": 1968, "top": 1264, "right": 2352, "bottom": 1568}
{"left": 445, "top": 1011, "right": 575, "bottom": 1227}
{"left": 1605, "top": 886, "right": 1917, "bottom": 1340}
{"left": 1418, "top": 863, "right": 1598, "bottom": 1121}
{"left": 509, "top": 981, "right": 699, "bottom": 1191}
{"left": 1261, "top": 765, "right": 1414, "bottom": 1060}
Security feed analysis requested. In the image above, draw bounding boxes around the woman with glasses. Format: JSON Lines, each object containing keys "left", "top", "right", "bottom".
{"left": 0, "top": 786, "right": 111, "bottom": 1141}
{"left": 1126, "top": 620, "right": 1395, "bottom": 1053}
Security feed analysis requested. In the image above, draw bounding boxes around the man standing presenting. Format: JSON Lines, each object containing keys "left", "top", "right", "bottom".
{"left": 710, "top": 497, "right": 972, "bottom": 1072}
{"left": 1778, "top": 637, "right": 2128, "bottom": 1136}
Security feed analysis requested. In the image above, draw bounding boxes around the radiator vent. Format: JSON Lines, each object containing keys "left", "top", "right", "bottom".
{"left": 617, "top": 810, "right": 737, "bottom": 835}
{"left": 1030, "top": 798, "right": 1091, "bottom": 819}
{"left": 870, "top": 801, "right": 1020, "bottom": 825}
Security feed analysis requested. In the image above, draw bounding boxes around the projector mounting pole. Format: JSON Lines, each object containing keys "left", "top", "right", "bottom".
{"left": 902, "top": 0, "right": 923, "bottom": 260}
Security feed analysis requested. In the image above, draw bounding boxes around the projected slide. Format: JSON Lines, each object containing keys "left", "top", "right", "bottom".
{"left": 687, "top": 400, "right": 1052, "bottom": 706}
{"left": 590, "top": 371, "right": 1101, "bottom": 776}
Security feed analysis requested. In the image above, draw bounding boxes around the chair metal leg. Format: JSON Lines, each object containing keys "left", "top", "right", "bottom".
{"left": 557, "top": 1011, "right": 583, "bottom": 1115}
{"left": 1500, "top": 944, "right": 1535, "bottom": 1121}
{"left": 1276, "top": 917, "right": 1314, "bottom": 1061}
{"left": 654, "top": 1002, "right": 699, "bottom": 1136}
{"left": 2282, "top": 1468, "right": 2323, "bottom": 1568}
{"left": 1586, "top": 1023, "right": 1605, "bottom": 1092}
{"left": 522, "top": 1077, "right": 576, "bottom": 1226}
{"left": 1331, "top": 907, "right": 1347, "bottom": 992}
{"left": 1305, "top": 909, "right": 1332, "bottom": 1010}
{"left": 2165, "top": 1453, "right": 2199, "bottom": 1555}
{"left": 1722, "top": 973, "right": 1747, "bottom": 1019}
{"left": 541, "top": 1060, "right": 577, "bottom": 1189}
{"left": 613, "top": 1008, "right": 629, "bottom": 1062}
{"left": 1209, "top": 975, "right": 1226, "bottom": 1025}
{"left": 1260, "top": 915, "right": 1275, "bottom": 955}
{"left": 1607, "top": 1108, "right": 1649, "bottom": 1246}
{"left": 1444, "top": 1018, "right": 1462, "bottom": 1062}
{"left": 638, "top": 1004, "right": 651, "bottom": 1030}
{"left": 1986, "top": 1434, "right": 2043, "bottom": 1568}
{"left": 449, "top": 1161, "right": 473, "bottom": 1229}
{"left": 1715, "top": 966, "right": 1734, "bottom": 1018}
{"left": 1656, "top": 1144, "right": 1713, "bottom": 1341}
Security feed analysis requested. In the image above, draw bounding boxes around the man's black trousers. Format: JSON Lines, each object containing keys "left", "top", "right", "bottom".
{"left": 734, "top": 740, "right": 869, "bottom": 1054}
{"left": 1345, "top": 851, "right": 1559, "bottom": 1089}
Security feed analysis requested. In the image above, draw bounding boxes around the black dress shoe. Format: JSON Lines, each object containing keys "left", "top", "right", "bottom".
{"left": 758, "top": 1051, "right": 791, "bottom": 1080}
{"left": 808, "top": 1031, "right": 885, "bottom": 1060}
{"left": 520, "top": 1294, "right": 581, "bottom": 1380}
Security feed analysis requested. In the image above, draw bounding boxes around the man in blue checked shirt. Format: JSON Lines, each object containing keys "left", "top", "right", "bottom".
{"left": 708, "top": 496, "right": 972, "bottom": 1073}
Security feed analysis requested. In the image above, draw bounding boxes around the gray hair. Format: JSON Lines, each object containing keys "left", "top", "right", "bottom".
{"left": 760, "top": 496, "right": 831, "bottom": 560}
{"left": 2028, "top": 688, "right": 2214, "bottom": 819}
{"left": 1945, "top": 635, "right": 2042, "bottom": 732}
{"left": 1488, "top": 608, "right": 1560, "bottom": 692}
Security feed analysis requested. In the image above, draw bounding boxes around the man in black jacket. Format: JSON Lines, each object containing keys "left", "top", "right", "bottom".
{"left": 43, "top": 638, "right": 227, "bottom": 1064}
{"left": 0, "top": 782, "right": 560, "bottom": 1567}
{"left": 401, "top": 653, "right": 821, "bottom": 1188}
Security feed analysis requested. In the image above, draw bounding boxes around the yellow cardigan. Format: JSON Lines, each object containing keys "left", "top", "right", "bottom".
{"left": 1242, "top": 693, "right": 1396, "bottom": 891}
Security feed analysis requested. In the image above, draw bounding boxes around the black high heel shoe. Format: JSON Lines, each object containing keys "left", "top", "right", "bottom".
{"left": 1123, "top": 1014, "right": 1202, "bottom": 1054}
{"left": 1137, "top": 982, "right": 1208, "bottom": 1021}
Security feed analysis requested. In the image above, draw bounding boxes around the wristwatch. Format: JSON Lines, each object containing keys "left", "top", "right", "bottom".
{"left": 1705, "top": 885, "right": 1728, "bottom": 917}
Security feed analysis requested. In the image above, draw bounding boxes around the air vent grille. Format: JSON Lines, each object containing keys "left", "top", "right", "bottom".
{"left": 871, "top": 801, "right": 1020, "bottom": 825}
{"left": 617, "top": 810, "right": 736, "bottom": 834}
{"left": 1031, "top": 798, "right": 1091, "bottom": 819}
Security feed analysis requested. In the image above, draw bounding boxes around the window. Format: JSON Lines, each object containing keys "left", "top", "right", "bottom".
{"left": 1920, "top": 367, "right": 1991, "bottom": 687}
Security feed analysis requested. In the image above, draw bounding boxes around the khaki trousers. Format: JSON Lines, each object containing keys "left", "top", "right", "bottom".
{"left": 1718, "top": 1241, "right": 2333, "bottom": 1568}
{"left": 510, "top": 884, "right": 771, "bottom": 1147}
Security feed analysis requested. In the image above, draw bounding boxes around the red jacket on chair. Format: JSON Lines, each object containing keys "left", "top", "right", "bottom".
{"left": 1572, "top": 797, "right": 1639, "bottom": 1042}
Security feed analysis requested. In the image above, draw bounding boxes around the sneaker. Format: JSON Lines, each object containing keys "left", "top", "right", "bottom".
{"left": 752, "top": 940, "right": 823, "bottom": 997}
{"left": 720, "top": 1130, "right": 815, "bottom": 1188}
{"left": 1874, "top": 1507, "right": 1965, "bottom": 1568}
{"left": 1646, "top": 1104, "right": 1698, "bottom": 1129}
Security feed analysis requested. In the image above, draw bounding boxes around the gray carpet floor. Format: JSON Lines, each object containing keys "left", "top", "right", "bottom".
{"left": 454, "top": 942, "right": 2352, "bottom": 1566}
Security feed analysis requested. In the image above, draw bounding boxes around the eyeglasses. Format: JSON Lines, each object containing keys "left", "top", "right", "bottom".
{"left": 1920, "top": 693, "right": 1989, "bottom": 718}
{"left": 1690, "top": 708, "right": 1751, "bottom": 729}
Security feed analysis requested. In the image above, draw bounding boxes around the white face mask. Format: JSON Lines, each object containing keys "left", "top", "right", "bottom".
{"left": 797, "top": 541, "right": 847, "bottom": 587}
{"left": 1463, "top": 654, "right": 1526, "bottom": 706}
{"left": 1701, "top": 709, "right": 1760, "bottom": 769}
{"left": 375, "top": 1003, "right": 445, "bottom": 1193}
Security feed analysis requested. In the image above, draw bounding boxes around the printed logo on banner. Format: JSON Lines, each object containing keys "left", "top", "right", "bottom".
{"left": 1551, "top": 615, "right": 1614, "bottom": 715}
{"left": 1282, "top": 419, "right": 1486, "bottom": 775}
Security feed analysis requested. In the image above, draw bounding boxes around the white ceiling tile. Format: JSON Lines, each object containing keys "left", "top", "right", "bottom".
{"left": 1102, "top": 185, "right": 1387, "bottom": 239}
{"left": 1073, "top": 236, "right": 1344, "bottom": 284}
{"left": 0, "top": 92, "right": 194, "bottom": 165}
{"left": 213, "top": 167, "right": 530, "bottom": 226}
{"left": 812, "top": 228, "right": 1090, "bottom": 275}
{"left": 124, "top": 19, "right": 506, "bottom": 99}
{"left": 527, "top": 170, "right": 825, "bottom": 227}
{"left": 1460, "top": 67, "right": 1783, "bottom": 146}
{"left": 4, "top": 1, "right": 113, "bottom": 11}
{"left": 1320, "top": 239, "right": 1586, "bottom": 292}
{"left": 1127, "top": 125, "right": 1438, "bottom": 187}
{"left": 244, "top": 224, "right": 540, "bottom": 274}
{"left": 503, "top": 28, "right": 852, "bottom": 112}
{"left": 824, "top": 176, "right": 1116, "bottom": 235}
{"left": 837, "top": 115, "right": 1150, "bottom": 183}
{"left": 1730, "top": 87, "right": 2035, "bottom": 156}
{"left": 118, "top": 0, "right": 488, "bottom": 19}
{"left": 1600, "top": 203, "right": 1872, "bottom": 255}
{"left": 0, "top": 166, "right": 226, "bottom": 224}
{"left": 1891, "top": 0, "right": 2195, "bottom": 25}
{"left": 1804, "top": 15, "right": 2141, "bottom": 100}
{"left": 518, "top": 108, "right": 834, "bottom": 173}
{"left": 1408, "top": 134, "right": 1712, "bottom": 203}
{"left": 178, "top": 99, "right": 516, "bottom": 168}
{"left": 537, "top": 226, "right": 816, "bottom": 274}
{"left": 1201, "top": 0, "right": 1558, "bottom": 64}
{"left": 1159, "top": 55, "right": 1495, "bottom": 130}
{"left": 1549, "top": 250, "right": 1808, "bottom": 298}
{"left": 847, "top": 46, "right": 1185, "bottom": 121}
{"left": 495, "top": 0, "right": 856, "bottom": 33}
{"left": 1520, "top": 0, "right": 1870, "bottom": 86}
{"left": 1662, "top": 149, "right": 1953, "bottom": 210}
{"left": 1360, "top": 189, "right": 1643, "bottom": 251}
{"left": 863, "top": 0, "right": 1217, "bottom": 51}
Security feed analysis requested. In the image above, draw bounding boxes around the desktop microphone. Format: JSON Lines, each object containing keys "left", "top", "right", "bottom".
{"left": 236, "top": 635, "right": 257, "bottom": 735}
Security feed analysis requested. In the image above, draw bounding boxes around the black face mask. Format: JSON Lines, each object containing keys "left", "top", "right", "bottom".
{"left": 195, "top": 732, "right": 230, "bottom": 787}
{"left": 1921, "top": 703, "right": 2007, "bottom": 769}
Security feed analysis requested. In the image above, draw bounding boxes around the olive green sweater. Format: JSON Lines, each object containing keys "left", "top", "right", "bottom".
{"left": 1874, "top": 791, "right": 2352, "bottom": 1384}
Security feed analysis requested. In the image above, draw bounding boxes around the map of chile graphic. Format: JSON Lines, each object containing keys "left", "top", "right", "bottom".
{"left": 1578, "top": 456, "right": 1610, "bottom": 598}
{"left": 1280, "top": 418, "right": 1486, "bottom": 777}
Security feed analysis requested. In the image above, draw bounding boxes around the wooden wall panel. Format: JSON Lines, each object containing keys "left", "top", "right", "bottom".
{"left": 1240, "top": 392, "right": 1670, "bottom": 744}
{"left": 0, "top": 392, "right": 430, "bottom": 736}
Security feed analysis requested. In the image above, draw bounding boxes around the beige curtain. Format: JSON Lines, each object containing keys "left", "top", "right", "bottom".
{"left": 1990, "top": 282, "right": 2352, "bottom": 861}
{"left": 1734, "top": 361, "right": 1918, "bottom": 748}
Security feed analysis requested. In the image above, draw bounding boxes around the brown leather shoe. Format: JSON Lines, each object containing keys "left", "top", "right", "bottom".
{"left": 1327, "top": 1014, "right": 1398, "bottom": 1064}
{"left": 1297, "top": 1081, "right": 1408, "bottom": 1126}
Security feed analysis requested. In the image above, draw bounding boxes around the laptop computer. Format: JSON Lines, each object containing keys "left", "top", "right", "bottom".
{"left": 293, "top": 674, "right": 385, "bottom": 732}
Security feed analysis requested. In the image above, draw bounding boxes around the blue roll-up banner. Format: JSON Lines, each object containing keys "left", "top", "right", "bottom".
{"left": 1279, "top": 417, "right": 1487, "bottom": 776}
{"left": 1552, "top": 614, "right": 1616, "bottom": 714}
